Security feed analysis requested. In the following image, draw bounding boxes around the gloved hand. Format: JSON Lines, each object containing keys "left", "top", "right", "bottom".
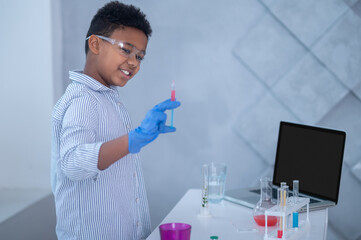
{"left": 128, "top": 99, "right": 181, "bottom": 153}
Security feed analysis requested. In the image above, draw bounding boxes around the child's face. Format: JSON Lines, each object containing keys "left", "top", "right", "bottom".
{"left": 95, "top": 27, "right": 148, "bottom": 87}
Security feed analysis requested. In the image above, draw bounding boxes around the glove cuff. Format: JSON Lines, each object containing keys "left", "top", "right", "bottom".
{"left": 128, "top": 129, "right": 141, "bottom": 154}
{"left": 128, "top": 127, "right": 159, "bottom": 154}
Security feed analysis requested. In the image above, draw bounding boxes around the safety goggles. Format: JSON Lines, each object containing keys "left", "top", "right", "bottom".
{"left": 86, "top": 35, "right": 146, "bottom": 63}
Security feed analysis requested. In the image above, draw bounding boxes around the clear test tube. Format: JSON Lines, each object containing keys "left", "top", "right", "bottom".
{"left": 200, "top": 164, "right": 210, "bottom": 217}
{"left": 278, "top": 187, "right": 287, "bottom": 238}
{"left": 280, "top": 182, "right": 287, "bottom": 189}
{"left": 201, "top": 164, "right": 209, "bottom": 208}
{"left": 277, "top": 188, "right": 282, "bottom": 206}
{"left": 283, "top": 187, "right": 289, "bottom": 229}
{"left": 292, "top": 180, "right": 299, "bottom": 228}
{"left": 283, "top": 186, "right": 289, "bottom": 205}
{"left": 293, "top": 180, "right": 299, "bottom": 202}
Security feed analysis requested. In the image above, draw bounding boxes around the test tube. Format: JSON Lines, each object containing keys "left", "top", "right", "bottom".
{"left": 283, "top": 186, "right": 290, "bottom": 228}
{"left": 283, "top": 185, "right": 289, "bottom": 200}
{"left": 278, "top": 187, "right": 288, "bottom": 208}
{"left": 277, "top": 188, "right": 282, "bottom": 206}
{"left": 293, "top": 180, "right": 299, "bottom": 202}
{"left": 200, "top": 164, "right": 210, "bottom": 217}
{"left": 293, "top": 212, "right": 299, "bottom": 228}
{"left": 201, "top": 164, "right": 209, "bottom": 208}
{"left": 278, "top": 188, "right": 287, "bottom": 238}
{"left": 170, "top": 80, "right": 175, "bottom": 128}
{"left": 277, "top": 187, "right": 282, "bottom": 236}
{"left": 292, "top": 180, "right": 299, "bottom": 228}
{"left": 280, "top": 182, "right": 287, "bottom": 189}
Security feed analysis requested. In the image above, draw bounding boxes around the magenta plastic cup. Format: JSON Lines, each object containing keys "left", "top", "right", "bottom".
{"left": 159, "top": 223, "right": 191, "bottom": 240}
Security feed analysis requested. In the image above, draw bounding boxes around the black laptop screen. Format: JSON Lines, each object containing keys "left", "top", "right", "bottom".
{"left": 273, "top": 122, "right": 346, "bottom": 204}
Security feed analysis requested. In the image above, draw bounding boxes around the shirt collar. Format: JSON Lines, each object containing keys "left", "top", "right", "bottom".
{"left": 69, "top": 70, "right": 118, "bottom": 92}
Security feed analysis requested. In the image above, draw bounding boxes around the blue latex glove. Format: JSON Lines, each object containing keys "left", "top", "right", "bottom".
{"left": 128, "top": 99, "right": 181, "bottom": 153}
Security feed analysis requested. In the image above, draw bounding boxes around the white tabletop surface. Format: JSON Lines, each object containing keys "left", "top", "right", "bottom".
{"left": 147, "top": 189, "right": 328, "bottom": 240}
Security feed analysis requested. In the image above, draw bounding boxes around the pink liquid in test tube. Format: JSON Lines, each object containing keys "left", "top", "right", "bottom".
{"left": 170, "top": 81, "right": 175, "bottom": 127}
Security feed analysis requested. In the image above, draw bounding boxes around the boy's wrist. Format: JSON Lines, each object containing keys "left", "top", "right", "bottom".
{"left": 128, "top": 128, "right": 158, "bottom": 154}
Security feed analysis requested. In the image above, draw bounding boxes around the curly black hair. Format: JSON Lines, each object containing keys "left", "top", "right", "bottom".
{"left": 85, "top": 1, "right": 152, "bottom": 54}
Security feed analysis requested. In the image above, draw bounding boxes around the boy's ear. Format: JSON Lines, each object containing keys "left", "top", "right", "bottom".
{"left": 88, "top": 35, "right": 100, "bottom": 55}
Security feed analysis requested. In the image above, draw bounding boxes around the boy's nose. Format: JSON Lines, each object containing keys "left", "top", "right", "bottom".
{"left": 127, "top": 54, "right": 140, "bottom": 66}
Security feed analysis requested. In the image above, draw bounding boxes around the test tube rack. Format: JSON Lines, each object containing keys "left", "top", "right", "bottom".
{"left": 264, "top": 197, "right": 310, "bottom": 240}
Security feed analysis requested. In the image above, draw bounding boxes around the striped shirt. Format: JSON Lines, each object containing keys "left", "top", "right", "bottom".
{"left": 51, "top": 70, "right": 151, "bottom": 240}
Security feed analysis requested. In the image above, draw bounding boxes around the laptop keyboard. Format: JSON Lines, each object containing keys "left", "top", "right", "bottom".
{"left": 250, "top": 188, "right": 320, "bottom": 204}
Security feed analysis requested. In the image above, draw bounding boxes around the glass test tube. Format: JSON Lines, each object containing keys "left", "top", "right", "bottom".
{"left": 170, "top": 80, "right": 175, "bottom": 127}
{"left": 201, "top": 164, "right": 209, "bottom": 209}
{"left": 283, "top": 186, "right": 289, "bottom": 228}
{"left": 277, "top": 183, "right": 288, "bottom": 206}
{"left": 292, "top": 180, "right": 299, "bottom": 228}
{"left": 199, "top": 164, "right": 211, "bottom": 217}
{"left": 278, "top": 188, "right": 283, "bottom": 238}
{"left": 278, "top": 187, "right": 287, "bottom": 238}
{"left": 293, "top": 180, "right": 299, "bottom": 202}
{"left": 283, "top": 186, "right": 289, "bottom": 200}
{"left": 277, "top": 188, "right": 282, "bottom": 206}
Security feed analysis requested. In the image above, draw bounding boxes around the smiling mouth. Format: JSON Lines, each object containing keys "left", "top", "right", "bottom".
{"left": 120, "top": 69, "right": 132, "bottom": 77}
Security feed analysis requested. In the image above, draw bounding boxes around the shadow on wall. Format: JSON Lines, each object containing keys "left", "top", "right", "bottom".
{"left": 343, "top": 0, "right": 361, "bottom": 18}
{"left": 0, "top": 195, "right": 57, "bottom": 240}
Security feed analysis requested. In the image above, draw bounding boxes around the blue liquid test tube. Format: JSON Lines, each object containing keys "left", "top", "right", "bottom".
{"left": 170, "top": 109, "right": 174, "bottom": 127}
{"left": 293, "top": 212, "right": 299, "bottom": 228}
{"left": 293, "top": 180, "right": 299, "bottom": 228}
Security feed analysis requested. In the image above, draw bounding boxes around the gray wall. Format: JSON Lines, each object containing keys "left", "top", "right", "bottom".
{"left": 0, "top": 0, "right": 53, "bottom": 189}
{"left": 0, "top": 195, "right": 56, "bottom": 240}
{"left": 59, "top": 0, "right": 361, "bottom": 239}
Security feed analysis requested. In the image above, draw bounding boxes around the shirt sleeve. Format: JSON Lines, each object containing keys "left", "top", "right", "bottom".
{"left": 59, "top": 91, "right": 103, "bottom": 181}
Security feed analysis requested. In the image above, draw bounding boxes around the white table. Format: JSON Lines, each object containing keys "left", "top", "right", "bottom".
{"left": 147, "top": 189, "right": 328, "bottom": 240}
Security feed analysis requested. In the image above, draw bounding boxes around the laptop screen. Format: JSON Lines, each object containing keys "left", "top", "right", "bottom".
{"left": 273, "top": 121, "right": 346, "bottom": 204}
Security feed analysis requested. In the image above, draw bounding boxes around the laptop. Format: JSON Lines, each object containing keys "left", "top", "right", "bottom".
{"left": 224, "top": 121, "right": 346, "bottom": 211}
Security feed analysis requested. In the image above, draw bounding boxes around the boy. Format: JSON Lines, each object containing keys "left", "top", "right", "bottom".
{"left": 51, "top": 2, "right": 180, "bottom": 239}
